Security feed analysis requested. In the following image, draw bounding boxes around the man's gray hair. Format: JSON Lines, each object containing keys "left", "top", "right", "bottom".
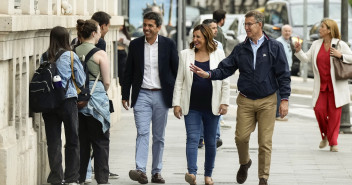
{"left": 245, "top": 10, "right": 264, "bottom": 28}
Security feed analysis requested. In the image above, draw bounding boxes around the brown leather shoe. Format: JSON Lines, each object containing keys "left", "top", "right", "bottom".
{"left": 204, "top": 176, "right": 214, "bottom": 185}
{"left": 185, "top": 173, "right": 197, "bottom": 185}
{"left": 236, "top": 159, "right": 252, "bottom": 184}
{"left": 151, "top": 173, "right": 165, "bottom": 184}
{"left": 259, "top": 178, "right": 268, "bottom": 185}
{"left": 129, "top": 170, "right": 148, "bottom": 184}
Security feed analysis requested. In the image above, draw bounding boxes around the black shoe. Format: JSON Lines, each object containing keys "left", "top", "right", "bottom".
{"left": 236, "top": 159, "right": 252, "bottom": 184}
{"left": 109, "top": 172, "right": 119, "bottom": 179}
{"left": 259, "top": 178, "right": 268, "bottom": 185}
{"left": 198, "top": 139, "right": 204, "bottom": 148}
{"left": 216, "top": 138, "right": 223, "bottom": 148}
{"left": 151, "top": 173, "right": 165, "bottom": 184}
{"left": 129, "top": 170, "right": 148, "bottom": 184}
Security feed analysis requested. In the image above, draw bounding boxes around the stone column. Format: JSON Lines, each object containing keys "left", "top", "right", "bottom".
{"left": 22, "top": 0, "right": 35, "bottom": 14}
{"left": 0, "top": 0, "right": 15, "bottom": 14}
{"left": 37, "top": 0, "right": 53, "bottom": 15}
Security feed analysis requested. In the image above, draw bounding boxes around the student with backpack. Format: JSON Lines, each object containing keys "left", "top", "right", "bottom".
{"left": 39, "top": 26, "right": 85, "bottom": 185}
{"left": 74, "top": 19, "right": 111, "bottom": 185}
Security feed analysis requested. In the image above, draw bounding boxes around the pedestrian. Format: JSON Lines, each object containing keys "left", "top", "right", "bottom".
{"left": 118, "top": 20, "right": 131, "bottom": 86}
{"left": 75, "top": 19, "right": 111, "bottom": 185}
{"left": 41, "top": 26, "right": 85, "bottom": 185}
{"left": 198, "top": 19, "right": 226, "bottom": 149}
{"left": 121, "top": 11, "right": 178, "bottom": 184}
{"left": 276, "top": 24, "right": 293, "bottom": 121}
{"left": 294, "top": 18, "right": 352, "bottom": 152}
{"left": 213, "top": 9, "right": 227, "bottom": 51}
{"left": 190, "top": 10, "right": 291, "bottom": 185}
{"left": 173, "top": 24, "right": 230, "bottom": 185}
{"left": 91, "top": 11, "right": 111, "bottom": 51}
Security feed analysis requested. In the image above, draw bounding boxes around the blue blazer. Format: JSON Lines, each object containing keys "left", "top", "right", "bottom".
{"left": 122, "top": 35, "right": 179, "bottom": 108}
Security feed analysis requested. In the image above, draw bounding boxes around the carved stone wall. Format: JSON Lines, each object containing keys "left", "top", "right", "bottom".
{"left": 0, "top": 1, "right": 123, "bottom": 184}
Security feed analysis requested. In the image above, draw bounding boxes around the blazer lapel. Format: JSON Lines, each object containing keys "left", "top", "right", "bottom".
{"left": 209, "top": 51, "right": 217, "bottom": 70}
{"left": 158, "top": 35, "right": 164, "bottom": 74}
{"left": 313, "top": 39, "right": 323, "bottom": 71}
{"left": 189, "top": 49, "right": 195, "bottom": 82}
{"left": 139, "top": 36, "right": 145, "bottom": 74}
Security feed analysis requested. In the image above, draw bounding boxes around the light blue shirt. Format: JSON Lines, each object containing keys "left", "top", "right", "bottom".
{"left": 40, "top": 51, "right": 86, "bottom": 99}
{"left": 214, "top": 39, "right": 223, "bottom": 51}
{"left": 276, "top": 36, "right": 293, "bottom": 69}
{"left": 249, "top": 34, "right": 265, "bottom": 69}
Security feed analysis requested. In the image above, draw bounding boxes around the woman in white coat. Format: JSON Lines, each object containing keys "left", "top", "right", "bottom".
{"left": 173, "top": 24, "right": 230, "bottom": 185}
{"left": 294, "top": 18, "right": 352, "bottom": 152}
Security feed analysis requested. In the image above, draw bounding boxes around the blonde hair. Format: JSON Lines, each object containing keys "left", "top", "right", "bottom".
{"left": 189, "top": 24, "right": 217, "bottom": 53}
{"left": 321, "top": 18, "right": 341, "bottom": 39}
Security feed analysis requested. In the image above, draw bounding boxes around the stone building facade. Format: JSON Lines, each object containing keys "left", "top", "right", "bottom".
{"left": 0, "top": 0, "right": 123, "bottom": 184}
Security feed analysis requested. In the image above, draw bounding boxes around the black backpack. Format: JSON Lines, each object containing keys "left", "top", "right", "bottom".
{"left": 29, "top": 50, "right": 68, "bottom": 113}
{"left": 72, "top": 47, "right": 101, "bottom": 109}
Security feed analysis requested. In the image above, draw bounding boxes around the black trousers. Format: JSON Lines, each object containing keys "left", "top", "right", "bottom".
{"left": 42, "top": 98, "right": 80, "bottom": 184}
{"left": 78, "top": 113, "right": 110, "bottom": 184}
{"left": 118, "top": 49, "right": 127, "bottom": 86}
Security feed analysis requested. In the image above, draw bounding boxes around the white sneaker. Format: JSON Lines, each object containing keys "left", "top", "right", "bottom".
{"left": 220, "top": 120, "right": 232, "bottom": 128}
{"left": 85, "top": 178, "right": 92, "bottom": 183}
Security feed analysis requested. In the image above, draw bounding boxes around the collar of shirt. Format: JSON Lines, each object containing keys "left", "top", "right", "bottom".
{"left": 144, "top": 35, "right": 159, "bottom": 45}
{"left": 249, "top": 34, "right": 265, "bottom": 46}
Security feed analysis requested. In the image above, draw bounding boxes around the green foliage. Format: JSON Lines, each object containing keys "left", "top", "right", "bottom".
{"left": 350, "top": 0, "right": 352, "bottom": 6}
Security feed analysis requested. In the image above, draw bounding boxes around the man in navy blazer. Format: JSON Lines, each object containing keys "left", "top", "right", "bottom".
{"left": 122, "top": 11, "right": 178, "bottom": 184}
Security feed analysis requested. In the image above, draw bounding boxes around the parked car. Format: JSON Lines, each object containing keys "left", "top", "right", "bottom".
{"left": 226, "top": 15, "right": 247, "bottom": 46}
{"left": 188, "top": 14, "right": 245, "bottom": 56}
{"left": 186, "top": 6, "right": 201, "bottom": 36}
{"left": 264, "top": 0, "right": 352, "bottom": 76}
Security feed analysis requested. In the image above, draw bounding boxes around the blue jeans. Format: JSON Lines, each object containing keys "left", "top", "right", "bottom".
{"left": 86, "top": 158, "right": 92, "bottom": 180}
{"left": 200, "top": 116, "right": 221, "bottom": 140}
{"left": 133, "top": 89, "right": 169, "bottom": 174}
{"left": 184, "top": 109, "right": 220, "bottom": 177}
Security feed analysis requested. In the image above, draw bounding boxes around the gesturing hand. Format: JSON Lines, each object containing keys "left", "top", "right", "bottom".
{"left": 190, "top": 63, "right": 209, "bottom": 78}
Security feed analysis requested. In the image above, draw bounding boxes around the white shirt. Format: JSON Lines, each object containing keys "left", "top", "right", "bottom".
{"left": 142, "top": 36, "right": 161, "bottom": 89}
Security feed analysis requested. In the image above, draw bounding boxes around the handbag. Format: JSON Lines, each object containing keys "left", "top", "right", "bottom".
{"left": 332, "top": 40, "right": 352, "bottom": 80}
{"left": 109, "top": 99, "right": 114, "bottom": 113}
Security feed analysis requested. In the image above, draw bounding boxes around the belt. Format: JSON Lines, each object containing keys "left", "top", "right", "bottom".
{"left": 141, "top": 88, "right": 161, "bottom": 91}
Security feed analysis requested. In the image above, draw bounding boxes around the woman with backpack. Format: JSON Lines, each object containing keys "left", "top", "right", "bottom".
{"left": 41, "top": 26, "right": 86, "bottom": 185}
{"left": 74, "top": 19, "right": 111, "bottom": 185}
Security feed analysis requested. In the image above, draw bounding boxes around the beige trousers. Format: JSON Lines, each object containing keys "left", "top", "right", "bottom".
{"left": 235, "top": 93, "right": 277, "bottom": 179}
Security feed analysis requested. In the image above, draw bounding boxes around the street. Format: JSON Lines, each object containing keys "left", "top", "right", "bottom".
{"left": 82, "top": 75, "right": 352, "bottom": 185}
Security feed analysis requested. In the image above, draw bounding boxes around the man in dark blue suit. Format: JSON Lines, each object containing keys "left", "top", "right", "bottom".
{"left": 122, "top": 11, "right": 178, "bottom": 184}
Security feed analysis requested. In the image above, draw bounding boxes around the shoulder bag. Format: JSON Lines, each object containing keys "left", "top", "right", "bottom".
{"left": 332, "top": 40, "right": 352, "bottom": 80}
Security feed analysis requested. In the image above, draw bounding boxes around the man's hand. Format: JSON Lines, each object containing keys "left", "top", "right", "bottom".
{"left": 173, "top": 106, "right": 183, "bottom": 119}
{"left": 279, "top": 100, "right": 289, "bottom": 118}
{"left": 122, "top": 100, "right": 130, "bottom": 110}
{"left": 190, "top": 63, "right": 209, "bottom": 78}
{"left": 218, "top": 104, "right": 228, "bottom": 115}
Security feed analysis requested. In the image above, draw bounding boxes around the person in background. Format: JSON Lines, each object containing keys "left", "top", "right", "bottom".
{"left": 173, "top": 24, "right": 229, "bottom": 185}
{"left": 75, "top": 19, "right": 111, "bottom": 185}
{"left": 294, "top": 18, "right": 352, "bottom": 152}
{"left": 122, "top": 11, "right": 178, "bottom": 184}
{"left": 118, "top": 20, "right": 131, "bottom": 86}
{"left": 276, "top": 24, "right": 293, "bottom": 121}
{"left": 41, "top": 26, "right": 85, "bottom": 185}
{"left": 190, "top": 11, "right": 291, "bottom": 185}
{"left": 213, "top": 9, "right": 227, "bottom": 50}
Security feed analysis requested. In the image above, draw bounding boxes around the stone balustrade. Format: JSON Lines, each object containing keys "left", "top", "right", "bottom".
{"left": 0, "top": 0, "right": 123, "bottom": 184}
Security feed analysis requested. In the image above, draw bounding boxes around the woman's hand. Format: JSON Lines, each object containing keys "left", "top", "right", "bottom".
{"left": 218, "top": 104, "right": 228, "bottom": 115}
{"left": 330, "top": 47, "right": 343, "bottom": 59}
{"left": 190, "top": 63, "right": 209, "bottom": 78}
{"left": 294, "top": 39, "right": 302, "bottom": 53}
{"left": 173, "top": 106, "right": 183, "bottom": 119}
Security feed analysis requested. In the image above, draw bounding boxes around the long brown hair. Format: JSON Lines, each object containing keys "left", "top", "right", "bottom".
{"left": 47, "top": 26, "right": 71, "bottom": 62}
{"left": 321, "top": 18, "right": 341, "bottom": 39}
{"left": 189, "top": 24, "right": 217, "bottom": 53}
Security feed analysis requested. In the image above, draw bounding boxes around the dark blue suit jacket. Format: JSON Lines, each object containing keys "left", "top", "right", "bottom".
{"left": 122, "top": 35, "right": 179, "bottom": 108}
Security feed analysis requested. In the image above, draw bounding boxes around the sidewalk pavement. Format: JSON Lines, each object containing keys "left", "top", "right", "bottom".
{"left": 89, "top": 75, "right": 352, "bottom": 185}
